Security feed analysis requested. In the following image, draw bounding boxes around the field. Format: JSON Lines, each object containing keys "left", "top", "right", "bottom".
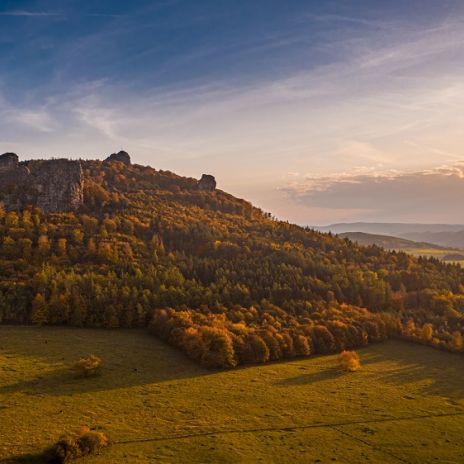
{"left": 402, "top": 247, "right": 464, "bottom": 261}
{"left": 1, "top": 328, "right": 464, "bottom": 463}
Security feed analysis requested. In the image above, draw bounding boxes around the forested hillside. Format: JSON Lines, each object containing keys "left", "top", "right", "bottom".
{"left": 0, "top": 158, "right": 463, "bottom": 367}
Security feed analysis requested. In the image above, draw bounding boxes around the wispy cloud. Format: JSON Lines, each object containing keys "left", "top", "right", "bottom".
{"left": 306, "top": 13, "right": 399, "bottom": 30}
{"left": 0, "top": 10, "right": 124, "bottom": 18}
{"left": 1, "top": 4, "right": 464, "bottom": 224}
{"left": 11, "top": 109, "right": 56, "bottom": 132}
{"left": 0, "top": 10, "right": 62, "bottom": 17}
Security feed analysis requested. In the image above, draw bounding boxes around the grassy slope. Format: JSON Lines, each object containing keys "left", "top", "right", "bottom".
{"left": 1, "top": 328, "right": 464, "bottom": 464}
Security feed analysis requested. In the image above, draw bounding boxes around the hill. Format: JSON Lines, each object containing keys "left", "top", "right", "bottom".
{"left": 316, "top": 222, "right": 464, "bottom": 235}
{"left": 0, "top": 152, "right": 464, "bottom": 367}
{"left": 1, "top": 327, "right": 464, "bottom": 463}
{"left": 338, "top": 231, "right": 444, "bottom": 251}
{"left": 339, "top": 232, "right": 463, "bottom": 261}
{"left": 402, "top": 230, "right": 464, "bottom": 250}
{"left": 317, "top": 222, "right": 464, "bottom": 249}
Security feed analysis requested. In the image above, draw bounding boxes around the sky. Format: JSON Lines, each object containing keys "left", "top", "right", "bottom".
{"left": 1, "top": 0, "right": 464, "bottom": 225}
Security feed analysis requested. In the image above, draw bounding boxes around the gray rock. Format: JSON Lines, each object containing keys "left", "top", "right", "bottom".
{"left": 0, "top": 153, "right": 19, "bottom": 172}
{"left": 104, "top": 150, "right": 131, "bottom": 165}
{"left": 197, "top": 174, "right": 216, "bottom": 192}
{"left": 0, "top": 156, "right": 84, "bottom": 213}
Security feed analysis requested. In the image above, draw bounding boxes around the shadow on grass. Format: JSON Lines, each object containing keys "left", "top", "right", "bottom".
{"left": 359, "top": 340, "right": 464, "bottom": 401}
{"left": 0, "top": 452, "right": 49, "bottom": 464}
{"left": 0, "top": 326, "right": 212, "bottom": 396}
{"left": 0, "top": 367, "right": 89, "bottom": 396}
{"left": 277, "top": 367, "right": 343, "bottom": 386}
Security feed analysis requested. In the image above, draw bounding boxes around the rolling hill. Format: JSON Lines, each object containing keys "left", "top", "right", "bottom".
{"left": 0, "top": 152, "right": 463, "bottom": 369}
{"left": 338, "top": 231, "right": 444, "bottom": 250}
{"left": 317, "top": 222, "right": 464, "bottom": 249}
{"left": 339, "top": 232, "right": 464, "bottom": 261}
{"left": 317, "top": 222, "right": 464, "bottom": 236}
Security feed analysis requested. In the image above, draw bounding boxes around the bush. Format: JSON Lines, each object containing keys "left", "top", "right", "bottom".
{"left": 72, "top": 354, "right": 102, "bottom": 377}
{"left": 46, "top": 427, "right": 109, "bottom": 463}
{"left": 338, "top": 350, "right": 361, "bottom": 372}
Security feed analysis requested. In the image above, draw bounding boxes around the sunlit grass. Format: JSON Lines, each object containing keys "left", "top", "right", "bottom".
{"left": 1, "top": 327, "right": 464, "bottom": 463}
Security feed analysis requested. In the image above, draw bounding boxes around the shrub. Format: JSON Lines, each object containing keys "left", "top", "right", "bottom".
{"left": 421, "top": 323, "right": 433, "bottom": 342}
{"left": 72, "top": 354, "right": 102, "bottom": 377}
{"left": 339, "top": 350, "right": 361, "bottom": 372}
{"left": 46, "top": 427, "right": 109, "bottom": 463}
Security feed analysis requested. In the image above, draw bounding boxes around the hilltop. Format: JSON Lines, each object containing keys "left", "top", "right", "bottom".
{"left": 0, "top": 152, "right": 463, "bottom": 367}
{"left": 0, "top": 151, "right": 215, "bottom": 214}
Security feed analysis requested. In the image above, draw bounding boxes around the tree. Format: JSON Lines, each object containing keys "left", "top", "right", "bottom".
{"left": 5, "top": 211, "right": 19, "bottom": 227}
{"left": 57, "top": 238, "right": 67, "bottom": 257}
{"left": 339, "top": 350, "right": 361, "bottom": 372}
{"left": 46, "top": 426, "right": 109, "bottom": 463}
{"left": 239, "top": 334, "right": 270, "bottom": 364}
{"left": 199, "top": 326, "right": 236, "bottom": 368}
{"left": 37, "top": 234, "right": 51, "bottom": 258}
{"left": 31, "top": 293, "right": 48, "bottom": 326}
{"left": 19, "top": 238, "right": 32, "bottom": 260}
{"left": 451, "top": 331, "right": 463, "bottom": 351}
{"left": 421, "top": 323, "right": 433, "bottom": 342}
{"left": 308, "top": 325, "right": 336, "bottom": 354}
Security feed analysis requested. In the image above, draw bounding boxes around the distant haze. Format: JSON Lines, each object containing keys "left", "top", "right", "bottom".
{"left": 316, "top": 223, "right": 464, "bottom": 249}
{"left": 316, "top": 223, "right": 464, "bottom": 235}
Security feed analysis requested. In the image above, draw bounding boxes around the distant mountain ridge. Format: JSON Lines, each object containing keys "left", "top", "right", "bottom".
{"left": 317, "top": 222, "right": 464, "bottom": 235}
{"left": 316, "top": 222, "right": 464, "bottom": 249}
{"left": 339, "top": 232, "right": 445, "bottom": 250}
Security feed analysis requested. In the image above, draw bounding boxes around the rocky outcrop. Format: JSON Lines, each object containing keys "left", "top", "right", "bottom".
{"left": 0, "top": 154, "right": 84, "bottom": 213}
{"left": 0, "top": 152, "right": 19, "bottom": 172}
{"left": 104, "top": 150, "right": 131, "bottom": 165}
{"left": 197, "top": 174, "right": 216, "bottom": 192}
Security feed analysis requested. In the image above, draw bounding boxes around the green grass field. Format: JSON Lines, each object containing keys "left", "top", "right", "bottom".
{"left": 1, "top": 327, "right": 464, "bottom": 463}
{"left": 396, "top": 247, "right": 461, "bottom": 260}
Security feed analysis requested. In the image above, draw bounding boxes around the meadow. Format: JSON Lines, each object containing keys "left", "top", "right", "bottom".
{"left": 1, "top": 327, "right": 464, "bottom": 463}
{"left": 402, "top": 247, "right": 464, "bottom": 261}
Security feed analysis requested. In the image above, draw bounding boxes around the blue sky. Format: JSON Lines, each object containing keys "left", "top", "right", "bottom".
{"left": 1, "top": 0, "right": 464, "bottom": 224}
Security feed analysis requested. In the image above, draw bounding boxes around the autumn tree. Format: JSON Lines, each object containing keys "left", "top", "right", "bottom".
{"left": 451, "top": 331, "right": 463, "bottom": 351}
{"left": 31, "top": 293, "right": 48, "bottom": 326}
{"left": 421, "top": 323, "right": 433, "bottom": 342}
{"left": 339, "top": 350, "right": 361, "bottom": 372}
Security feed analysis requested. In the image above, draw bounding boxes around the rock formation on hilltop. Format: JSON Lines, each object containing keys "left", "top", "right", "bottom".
{"left": 0, "top": 150, "right": 218, "bottom": 214}
{"left": 104, "top": 150, "right": 131, "bottom": 165}
{"left": 0, "top": 152, "right": 19, "bottom": 171}
{"left": 0, "top": 153, "right": 84, "bottom": 213}
{"left": 197, "top": 174, "right": 216, "bottom": 191}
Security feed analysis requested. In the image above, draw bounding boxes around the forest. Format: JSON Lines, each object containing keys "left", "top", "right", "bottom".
{"left": 0, "top": 159, "right": 463, "bottom": 367}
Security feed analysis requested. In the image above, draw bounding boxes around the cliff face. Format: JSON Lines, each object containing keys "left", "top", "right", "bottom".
{"left": 0, "top": 153, "right": 84, "bottom": 213}
{"left": 0, "top": 151, "right": 216, "bottom": 213}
